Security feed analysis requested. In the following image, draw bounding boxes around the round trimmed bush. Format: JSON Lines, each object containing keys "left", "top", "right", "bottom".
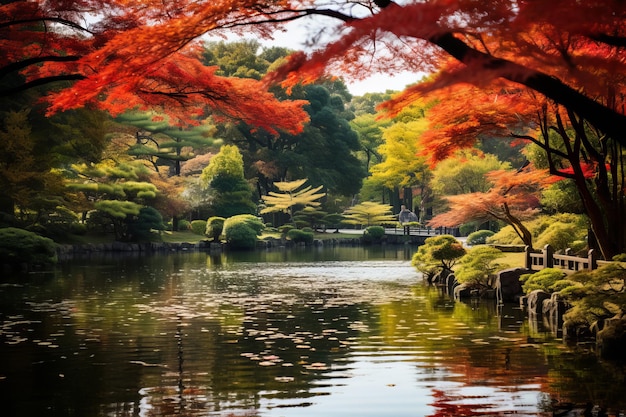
{"left": 0, "top": 227, "right": 57, "bottom": 266}
{"left": 223, "top": 215, "right": 265, "bottom": 250}
{"left": 287, "top": 228, "right": 314, "bottom": 245}
{"left": 278, "top": 224, "right": 295, "bottom": 235}
{"left": 178, "top": 219, "right": 191, "bottom": 231}
{"left": 364, "top": 225, "right": 385, "bottom": 239}
{"left": 466, "top": 230, "right": 495, "bottom": 246}
{"left": 190, "top": 219, "right": 208, "bottom": 236}
{"left": 205, "top": 216, "right": 225, "bottom": 241}
{"left": 223, "top": 222, "right": 258, "bottom": 249}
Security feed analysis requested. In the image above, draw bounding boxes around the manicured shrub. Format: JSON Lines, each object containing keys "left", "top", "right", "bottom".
{"left": 178, "top": 219, "right": 191, "bottom": 231}
{"left": 534, "top": 221, "right": 584, "bottom": 252}
{"left": 561, "top": 263, "right": 626, "bottom": 333}
{"left": 412, "top": 235, "right": 466, "bottom": 280}
{"left": 223, "top": 222, "right": 258, "bottom": 249}
{"left": 519, "top": 268, "right": 567, "bottom": 294}
{"left": 70, "top": 222, "right": 87, "bottom": 235}
{"left": 0, "top": 227, "right": 57, "bottom": 266}
{"left": 278, "top": 224, "right": 295, "bottom": 235}
{"left": 287, "top": 228, "right": 314, "bottom": 245}
{"left": 455, "top": 246, "right": 508, "bottom": 289}
{"left": 363, "top": 225, "right": 385, "bottom": 243}
{"left": 223, "top": 215, "right": 265, "bottom": 250}
{"left": 487, "top": 214, "right": 588, "bottom": 251}
{"left": 486, "top": 225, "right": 523, "bottom": 245}
{"left": 190, "top": 219, "right": 208, "bottom": 236}
{"left": 466, "top": 229, "right": 495, "bottom": 246}
{"left": 205, "top": 216, "right": 225, "bottom": 241}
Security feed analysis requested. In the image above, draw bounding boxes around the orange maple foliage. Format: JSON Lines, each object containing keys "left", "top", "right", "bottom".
{"left": 1, "top": 0, "right": 308, "bottom": 133}
{"left": 413, "top": 82, "right": 536, "bottom": 166}
{"left": 266, "top": 0, "right": 626, "bottom": 144}
{"left": 428, "top": 167, "right": 556, "bottom": 247}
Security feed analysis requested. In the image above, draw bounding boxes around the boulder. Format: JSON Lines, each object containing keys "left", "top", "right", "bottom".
{"left": 444, "top": 272, "right": 458, "bottom": 295}
{"left": 494, "top": 267, "right": 530, "bottom": 303}
{"left": 596, "top": 316, "right": 626, "bottom": 359}
{"left": 454, "top": 283, "right": 472, "bottom": 299}
{"left": 542, "top": 292, "right": 568, "bottom": 336}
{"left": 526, "top": 289, "right": 551, "bottom": 316}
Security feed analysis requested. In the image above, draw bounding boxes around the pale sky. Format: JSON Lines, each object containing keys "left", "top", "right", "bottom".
{"left": 263, "top": 19, "right": 423, "bottom": 96}
{"left": 342, "top": 72, "right": 420, "bottom": 96}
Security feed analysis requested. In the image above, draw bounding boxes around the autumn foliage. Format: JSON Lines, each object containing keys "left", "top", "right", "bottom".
{"left": 1, "top": 0, "right": 308, "bottom": 133}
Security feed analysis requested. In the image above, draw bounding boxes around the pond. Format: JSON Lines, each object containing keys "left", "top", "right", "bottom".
{"left": 1, "top": 246, "right": 625, "bottom": 417}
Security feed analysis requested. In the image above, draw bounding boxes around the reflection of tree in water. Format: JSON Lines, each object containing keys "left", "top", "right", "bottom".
{"left": 545, "top": 350, "right": 626, "bottom": 413}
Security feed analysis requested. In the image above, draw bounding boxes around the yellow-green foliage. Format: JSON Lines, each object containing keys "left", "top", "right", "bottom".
{"left": 466, "top": 230, "right": 495, "bottom": 246}
{"left": 533, "top": 213, "right": 588, "bottom": 252}
{"left": 519, "top": 268, "right": 567, "bottom": 294}
{"left": 412, "top": 235, "right": 466, "bottom": 276}
{"left": 455, "top": 246, "right": 508, "bottom": 288}
{"left": 205, "top": 216, "right": 225, "bottom": 241}
{"left": 487, "top": 214, "right": 588, "bottom": 251}
{"left": 487, "top": 225, "right": 523, "bottom": 245}
{"left": 561, "top": 263, "right": 626, "bottom": 328}
{"left": 223, "top": 214, "right": 265, "bottom": 249}
{"left": 190, "top": 220, "right": 207, "bottom": 236}
{"left": 342, "top": 201, "right": 396, "bottom": 227}
{"left": 260, "top": 179, "right": 325, "bottom": 215}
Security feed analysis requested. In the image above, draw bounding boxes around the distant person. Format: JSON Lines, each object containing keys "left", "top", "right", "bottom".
{"left": 398, "top": 205, "right": 418, "bottom": 235}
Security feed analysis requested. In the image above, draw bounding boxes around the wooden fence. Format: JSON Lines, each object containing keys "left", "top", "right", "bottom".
{"left": 525, "top": 245, "right": 611, "bottom": 272}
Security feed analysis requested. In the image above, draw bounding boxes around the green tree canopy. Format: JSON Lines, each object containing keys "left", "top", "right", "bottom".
{"left": 199, "top": 144, "right": 256, "bottom": 217}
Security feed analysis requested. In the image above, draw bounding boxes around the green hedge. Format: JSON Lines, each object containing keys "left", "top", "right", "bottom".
{"left": 223, "top": 215, "right": 265, "bottom": 250}
{"left": 466, "top": 230, "right": 495, "bottom": 246}
{"left": 287, "top": 229, "right": 314, "bottom": 245}
{"left": 0, "top": 228, "right": 57, "bottom": 266}
{"left": 190, "top": 219, "right": 208, "bottom": 236}
{"left": 363, "top": 225, "right": 385, "bottom": 241}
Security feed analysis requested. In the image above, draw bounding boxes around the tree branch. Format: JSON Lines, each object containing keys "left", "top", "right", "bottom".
{"left": 0, "top": 17, "right": 93, "bottom": 34}
{"left": 0, "top": 74, "right": 86, "bottom": 97}
{"left": 0, "top": 55, "right": 81, "bottom": 80}
{"left": 429, "top": 32, "right": 626, "bottom": 146}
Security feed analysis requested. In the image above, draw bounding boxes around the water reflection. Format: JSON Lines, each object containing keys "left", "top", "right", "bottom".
{"left": 0, "top": 247, "right": 624, "bottom": 417}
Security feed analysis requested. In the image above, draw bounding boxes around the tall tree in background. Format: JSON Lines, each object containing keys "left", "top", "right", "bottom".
{"left": 350, "top": 114, "right": 389, "bottom": 173}
{"left": 366, "top": 106, "right": 431, "bottom": 215}
{"left": 200, "top": 145, "right": 256, "bottom": 218}
{"left": 202, "top": 41, "right": 364, "bottom": 199}
{"left": 117, "top": 112, "right": 216, "bottom": 176}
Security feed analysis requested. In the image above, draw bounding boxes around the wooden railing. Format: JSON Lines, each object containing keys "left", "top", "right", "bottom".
{"left": 525, "top": 245, "right": 611, "bottom": 272}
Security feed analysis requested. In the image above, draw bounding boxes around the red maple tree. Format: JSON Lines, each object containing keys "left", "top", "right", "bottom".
{"left": 1, "top": 0, "right": 308, "bottom": 133}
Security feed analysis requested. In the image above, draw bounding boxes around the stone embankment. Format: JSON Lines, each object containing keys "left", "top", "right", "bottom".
{"left": 55, "top": 234, "right": 426, "bottom": 259}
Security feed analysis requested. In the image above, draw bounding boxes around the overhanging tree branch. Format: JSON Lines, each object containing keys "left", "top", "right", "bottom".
{"left": 429, "top": 32, "right": 626, "bottom": 146}
{"left": 0, "top": 74, "right": 86, "bottom": 96}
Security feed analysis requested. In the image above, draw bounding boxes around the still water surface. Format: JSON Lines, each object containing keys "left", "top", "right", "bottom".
{"left": 1, "top": 246, "right": 624, "bottom": 417}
